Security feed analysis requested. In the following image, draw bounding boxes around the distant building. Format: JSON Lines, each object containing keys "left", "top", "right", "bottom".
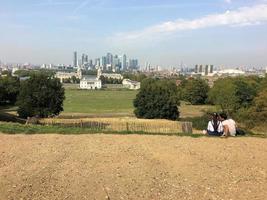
{"left": 209, "top": 65, "right": 214, "bottom": 74}
{"left": 81, "top": 54, "right": 88, "bottom": 66}
{"left": 129, "top": 59, "right": 138, "bottom": 69}
{"left": 122, "top": 54, "right": 127, "bottom": 70}
{"left": 95, "top": 58, "right": 100, "bottom": 68}
{"left": 194, "top": 65, "right": 198, "bottom": 73}
{"left": 194, "top": 64, "right": 214, "bottom": 76}
{"left": 97, "top": 68, "right": 123, "bottom": 80}
{"left": 122, "top": 79, "right": 140, "bottom": 90}
{"left": 215, "top": 69, "right": 245, "bottom": 77}
{"left": 73, "top": 51, "right": 78, "bottom": 68}
{"left": 80, "top": 76, "right": 102, "bottom": 90}
{"left": 113, "top": 55, "right": 120, "bottom": 71}
{"left": 56, "top": 68, "right": 82, "bottom": 83}
{"left": 100, "top": 56, "right": 107, "bottom": 69}
{"left": 106, "top": 53, "right": 113, "bottom": 66}
{"left": 199, "top": 65, "right": 203, "bottom": 73}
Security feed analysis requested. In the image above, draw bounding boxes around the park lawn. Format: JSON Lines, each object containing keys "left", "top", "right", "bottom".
{"left": 63, "top": 89, "right": 215, "bottom": 117}
{"left": 179, "top": 101, "right": 216, "bottom": 118}
{"left": 63, "top": 89, "right": 138, "bottom": 115}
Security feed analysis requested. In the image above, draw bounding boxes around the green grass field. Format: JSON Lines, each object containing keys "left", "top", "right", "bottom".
{"left": 63, "top": 89, "right": 138, "bottom": 115}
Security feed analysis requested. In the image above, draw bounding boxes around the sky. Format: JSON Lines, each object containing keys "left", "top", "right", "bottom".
{"left": 0, "top": 0, "right": 267, "bottom": 68}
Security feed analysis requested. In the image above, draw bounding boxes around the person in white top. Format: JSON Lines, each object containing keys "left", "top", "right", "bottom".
{"left": 206, "top": 113, "right": 224, "bottom": 136}
{"left": 218, "top": 113, "right": 236, "bottom": 137}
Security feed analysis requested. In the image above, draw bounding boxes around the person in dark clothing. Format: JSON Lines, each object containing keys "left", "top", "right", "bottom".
{"left": 204, "top": 113, "right": 224, "bottom": 136}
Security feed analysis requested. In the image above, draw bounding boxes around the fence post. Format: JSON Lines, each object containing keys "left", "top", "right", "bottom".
{"left": 181, "top": 122, "right": 193, "bottom": 134}
{"left": 126, "top": 122, "right": 129, "bottom": 132}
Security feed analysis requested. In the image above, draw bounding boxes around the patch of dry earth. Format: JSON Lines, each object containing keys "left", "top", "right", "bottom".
{"left": 0, "top": 134, "right": 266, "bottom": 200}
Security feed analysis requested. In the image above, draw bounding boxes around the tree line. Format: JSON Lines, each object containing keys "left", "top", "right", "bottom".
{"left": 99, "top": 76, "right": 123, "bottom": 84}
{"left": 133, "top": 75, "right": 267, "bottom": 128}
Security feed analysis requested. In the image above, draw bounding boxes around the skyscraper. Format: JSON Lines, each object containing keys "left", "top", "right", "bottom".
{"left": 106, "top": 53, "right": 113, "bottom": 66}
{"left": 81, "top": 54, "right": 88, "bottom": 65}
{"left": 122, "top": 54, "right": 127, "bottom": 70}
{"left": 95, "top": 58, "right": 100, "bottom": 67}
{"left": 113, "top": 55, "right": 120, "bottom": 69}
{"left": 195, "top": 65, "right": 199, "bottom": 73}
{"left": 89, "top": 59, "right": 93, "bottom": 67}
{"left": 199, "top": 65, "right": 203, "bottom": 73}
{"left": 73, "top": 51, "right": 78, "bottom": 68}
{"left": 81, "top": 54, "right": 86, "bottom": 65}
{"left": 129, "top": 59, "right": 138, "bottom": 69}
{"left": 209, "top": 65, "right": 214, "bottom": 73}
{"left": 100, "top": 56, "right": 107, "bottom": 69}
{"left": 205, "top": 65, "right": 209, "bottom": 75}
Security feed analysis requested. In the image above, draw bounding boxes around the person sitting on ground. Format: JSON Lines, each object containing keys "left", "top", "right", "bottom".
{"left": 204, "top": 113, "right": 223, "bottom": 136}
{"left": 218, "top": 113, "right": 236, "bottom": 137}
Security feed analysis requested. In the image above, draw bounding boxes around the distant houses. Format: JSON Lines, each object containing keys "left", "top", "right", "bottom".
{"left": 122, "top": 79, "right": 141, "bottom": 90}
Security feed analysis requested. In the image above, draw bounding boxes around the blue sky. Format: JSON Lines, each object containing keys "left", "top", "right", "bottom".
{"left": 0, "top": 0, "right": 267, "bottom": 68}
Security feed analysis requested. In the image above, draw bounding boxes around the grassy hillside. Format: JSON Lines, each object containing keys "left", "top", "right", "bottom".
{"left": 63, "top": 89, "right": 138, "bottom": 114}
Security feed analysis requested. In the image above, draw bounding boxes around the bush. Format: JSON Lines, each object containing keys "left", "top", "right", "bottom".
{"left": 134, "top": 78, "right": 180, "bottom": 120}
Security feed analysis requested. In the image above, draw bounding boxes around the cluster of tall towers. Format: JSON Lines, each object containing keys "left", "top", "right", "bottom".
{"left": 73, "top": 51, "right": 139, "bottom": 71}
{"left": 195, "top": 64, "right": 214, "bottom": 75}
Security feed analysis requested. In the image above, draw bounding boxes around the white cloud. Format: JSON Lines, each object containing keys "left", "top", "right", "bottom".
{"left": 114, "top": 4, "right": 267, "bottom": 41}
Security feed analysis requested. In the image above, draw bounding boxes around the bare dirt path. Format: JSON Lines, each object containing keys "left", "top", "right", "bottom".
{"left": 0, "top": 134, "right": 266, "bottom": 200}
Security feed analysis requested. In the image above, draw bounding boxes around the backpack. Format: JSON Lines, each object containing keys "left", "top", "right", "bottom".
{"left": 236, "top": 128, "right": 246, "bottom": 136}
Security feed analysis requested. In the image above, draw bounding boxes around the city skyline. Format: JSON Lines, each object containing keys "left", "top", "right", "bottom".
{"left": 72, "top": 51, "right": 139, "bottom": 71}
{"left": 0, "top": 0, "right": 267, "bottom": 68}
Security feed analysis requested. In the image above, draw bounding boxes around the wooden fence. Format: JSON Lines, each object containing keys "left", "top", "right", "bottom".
{"left": 39, "top": 118, "right": 193, "bottom": 134}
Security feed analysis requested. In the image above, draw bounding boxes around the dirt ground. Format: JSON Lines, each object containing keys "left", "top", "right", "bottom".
{"left": 0, "top": 134, "right": 266, "bottom": 200}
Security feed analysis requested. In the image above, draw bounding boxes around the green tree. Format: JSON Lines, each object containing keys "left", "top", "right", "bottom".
{"left": 16, "top": 72, "right": 65, "bottom": 118}
{"left": 183, "top": 78, "right": 209, "bottom": 105}
{"left": 237, "top": 88, "right": 267, "bottom": 128}
{"left": 0, "top": 76, "right": 20, "bottom": 105}
{"left": 1, "top": 70, "right": 11, "bottom": 76}
{"left": 208, "top": 79, "right": 239, "bottom": 114}
{"left": 13, "top": 70, "right": 31, "bottom": 77}
{"left": 71, "top": 76, "right": 80, "bottom": 84}
{"left": 14, "top": 69, "right": 56, "bottom": 78}
{"left": 133, "top": 78, "right": 180, "bottom": 120}
{"left": 209, "top": 77, "right": 258, "bottom": 114}
{"left": 123, "top": 73, "right": 147, "bottom": 82}
{"left": 233, "top": 78, "right": 257, "bottom": 108}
